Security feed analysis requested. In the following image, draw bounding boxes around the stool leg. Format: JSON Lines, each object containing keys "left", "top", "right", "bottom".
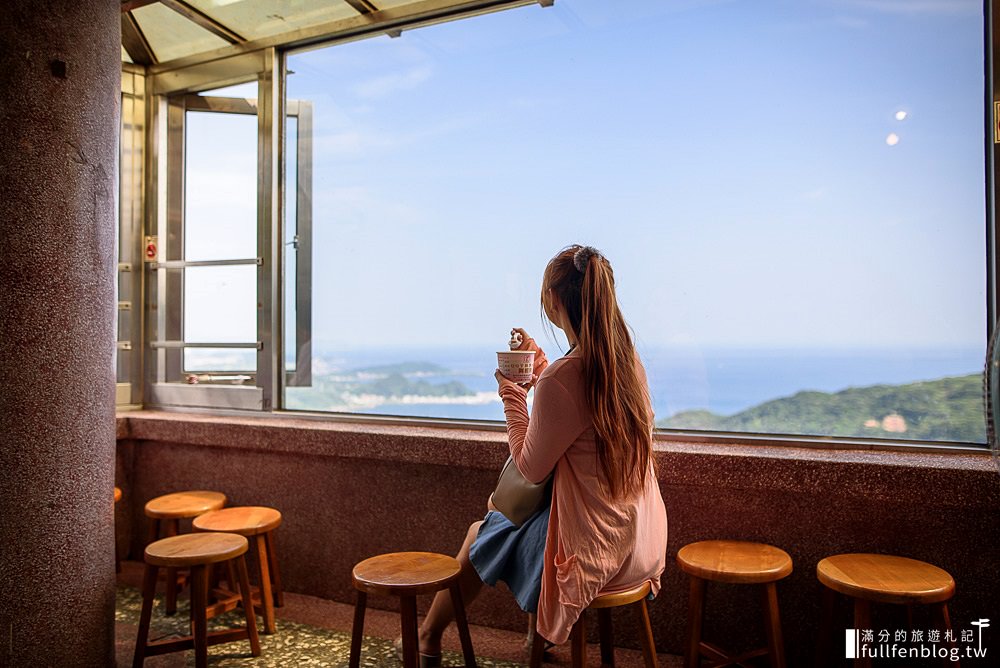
{"left": 235, "top": 554, "right": 262, "bottom": 656}
{"left": 225, "top": 559, "right": 239, "bottom": 595}
{"left": 165, "top": 519, "right": 179, "bottom": 615}
{"left": 146, "top": 518, "right": 160, "bottom": 546}
{"left": 349, "top": 590, "right": 367, "bottom": 668}
{"left": 853, "top": 599, "right": 872, "bottom": 668}
{"left": 265, "top": 531, "right": 284, "bottom": 607}
{"left": 132, "top": 564, "right": 159, "bottom": 668}
{"left": 191, "top": 564, "right": 208, "bottom": 668}
{"left": 636, "top": 599, "right": 659, "bottom": 668}
{"left": 815, "top": 586, "right": 836, "bottom": 668}
{"left": 529, "top": 627, "right": 546, "bottom": 668}
{"left": 255, "top": 534, "right": 277, "bottom": 634}
{"left": 761, "top": 582, "right": 786, "bottom": 668}
{"left": 598, "top": 608, "right": 614, "bottom": 667}
{"left": 400, "top": 595, "right": 420, "bottom": 668}
{"left": 685, "top": 577, "right": 705, "bottom": 668}
{"left": 450, "top": 581, "right": 477, "bottom": 668}
{"left": 188, "top": 565, "right": 209, "bottom": 633}
{"left": 936, "top": 603, "right": 958, "bottom": 668}
{"left": 570, "top": 613, "right": 587, "bottom": 668}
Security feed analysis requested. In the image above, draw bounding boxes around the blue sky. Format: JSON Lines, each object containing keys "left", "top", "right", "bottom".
{"left": 190, "top": 0, "right": 987, "bottom": 354}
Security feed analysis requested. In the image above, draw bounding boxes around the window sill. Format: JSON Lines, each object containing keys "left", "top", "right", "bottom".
{"left": 116, "top": 409, "right": 998, "bottom": 509}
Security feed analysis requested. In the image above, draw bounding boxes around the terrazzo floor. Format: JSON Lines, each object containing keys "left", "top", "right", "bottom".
{"left": 115, "top": 561, "right": 683, "bottom": 668}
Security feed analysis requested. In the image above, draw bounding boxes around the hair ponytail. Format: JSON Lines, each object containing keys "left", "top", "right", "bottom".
{"left": 543, "top": 245, "right": 653, "bottom": 499}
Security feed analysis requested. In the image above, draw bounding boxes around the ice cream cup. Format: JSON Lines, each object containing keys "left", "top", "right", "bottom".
{"left": 497, "top": 350, "right": 535, "bottom": 384}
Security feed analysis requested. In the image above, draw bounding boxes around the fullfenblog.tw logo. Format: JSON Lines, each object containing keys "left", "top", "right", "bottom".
{"left": 845, "top": 619, "right": 989, "bottom": 662}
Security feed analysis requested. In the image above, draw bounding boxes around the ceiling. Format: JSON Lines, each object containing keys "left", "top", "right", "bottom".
{"left": 120, "top": 0, "right": 538, "bottom": 69}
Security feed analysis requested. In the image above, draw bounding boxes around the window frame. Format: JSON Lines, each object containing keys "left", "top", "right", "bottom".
{"left": 131, "top": 1, "right": 996, "bottom": 451}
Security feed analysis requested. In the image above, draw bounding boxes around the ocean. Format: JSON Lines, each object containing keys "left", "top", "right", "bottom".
{"left": 286, "top": 344, "right": 986, "bottom": 424}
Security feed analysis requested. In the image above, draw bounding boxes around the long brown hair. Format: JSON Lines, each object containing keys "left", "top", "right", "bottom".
{"left": 542, "top": 245, "right": 653, "bottom": 499}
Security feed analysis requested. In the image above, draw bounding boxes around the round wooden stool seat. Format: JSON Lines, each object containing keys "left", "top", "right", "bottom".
{"left": 349, "top": 552, "right": 475, "bottom": 668}
{"left": 134, "top": 533, "right": 260, "bottom": 667}
{"left": 145, "top": 533, "right": 248, "bottom": 567}
{"left": 529, "top": 580, "right": 659, "bottom": 668}
{"left": 678, "top": 540, "right": 791, "bottom": 668}
{"left": 677, "top": 540, "right": 793, "bottom": 584}
{"left": 815, "top": 554, "right": 957, "bottom": 667}
{"left": 143, "top": 491, "right": 228, "bottom": 618}
{"left": 114, "top": 486, "right": 122, "bottom": 503}
{"left": 352, "top": 551, "right": 461, "bottom": 596}
{"left": 590, "top": 581, "right": 652, "bottom": 609}
{"left": 144, "top": 490, "right": 226, "bottom": 519}
{"left": 193, "top": 506, "right": 286, "bottom": 635}
{"left": 817, "top": 553, "right": 955, "bottom": 605}
{"left": 193, "top": 506, "right": 282, "bottom": 536}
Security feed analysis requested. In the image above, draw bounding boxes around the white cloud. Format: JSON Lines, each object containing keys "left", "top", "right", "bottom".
{"left": 353, "top": 66, "right": 432, "bottom": 99}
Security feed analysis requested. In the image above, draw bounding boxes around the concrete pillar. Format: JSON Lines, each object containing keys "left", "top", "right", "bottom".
{"left": 0, "top": 2, "right": 120, "bottom": 666}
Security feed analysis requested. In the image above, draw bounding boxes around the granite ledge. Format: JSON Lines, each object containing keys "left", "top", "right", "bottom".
{"left": 116, "top": 411, "right": 998, "bottom": 502}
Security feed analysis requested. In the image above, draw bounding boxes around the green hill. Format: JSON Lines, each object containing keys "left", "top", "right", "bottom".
{"left": 351, "top": 361, "right": 449, "bottom": 375}
{"left": 657, "top": 374, "right": 986, "bottom": 443}
{"left": 362, "top": 373, "right": 473, "bottom": 398}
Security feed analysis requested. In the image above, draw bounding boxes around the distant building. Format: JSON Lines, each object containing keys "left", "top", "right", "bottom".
{"left": 882, "top": 413, "right": 908, "bottom": 433}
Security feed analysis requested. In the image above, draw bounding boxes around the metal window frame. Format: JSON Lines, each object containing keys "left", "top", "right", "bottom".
{"left": 285, "top": 98, "right": 313, "bottom": 389}
{"left": 267, "top": 1, "right": 996, "bottom": 450}
{"left": 118, "top": 66, "right": 147, "bottom": 407}
{"left": 257, "top": 48, "right": 283, "bottom": 411}
{"left": 143, "top": 48, "right": 313, "bottom": 412}
{"left": 127, "top": 0, "right": 994, "bottom": 451}
{"left": 146, "top": 54, "right": 277, "bottom": 410}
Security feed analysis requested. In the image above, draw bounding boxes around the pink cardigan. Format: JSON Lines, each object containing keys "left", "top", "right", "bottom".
{"left": 498, "top": 348, "right": 668, "bottom": 644}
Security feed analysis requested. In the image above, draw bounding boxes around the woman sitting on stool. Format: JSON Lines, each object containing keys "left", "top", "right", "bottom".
{"left": 414, "top": 244, "right": 668, "bottom": 663}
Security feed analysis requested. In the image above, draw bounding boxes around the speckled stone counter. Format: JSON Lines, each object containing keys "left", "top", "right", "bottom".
{"left": 115, "top": 411, "right": 1000, "bottom": 664}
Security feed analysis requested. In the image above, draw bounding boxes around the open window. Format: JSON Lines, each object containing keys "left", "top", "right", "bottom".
{"left": 146, "top": 71, "right": 312, "bottom": 411}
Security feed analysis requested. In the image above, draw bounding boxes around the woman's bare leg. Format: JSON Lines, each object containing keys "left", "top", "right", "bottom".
{"left": 418, "top": 521, "right": 484, "bottom": 655}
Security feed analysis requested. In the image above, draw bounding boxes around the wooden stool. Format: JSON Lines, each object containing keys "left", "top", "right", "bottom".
{"left": 349, "top": 552, "right": 477, "bottom": 668}
{"left": 132, "top": 532, "right": 260, "bottom": 668}
{"left": 144, "top": 490, "right": 226, "bottom": 615}
{"left": 677, "top": 540, "right": 792, "bottom": 668}
{"left": 816, "top": 553, "right": 957, "bottom": 668}
{"left": 114, "top": 486, "right": 123, "bottom": 573}
{"left": 193, "top": 506, "right": 284, "bottom": 634}
{"left": 528, "top": 580, "right": 658, "bottom": 668}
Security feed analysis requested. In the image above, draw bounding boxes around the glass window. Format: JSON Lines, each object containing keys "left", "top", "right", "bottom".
{"left": 283, "top": 0, "right": 987, "bottom": 443}
{"left": 184, "top": 111, "right": 258, "bottom": 262}
{"left": 131, "top": 3, "right": 229, "bottom": 63}
{"left": 184, "top": 0, "right": 358, "bottom": 42}
{"left": 177, "top": 88, "right": 261, "bottom": 380}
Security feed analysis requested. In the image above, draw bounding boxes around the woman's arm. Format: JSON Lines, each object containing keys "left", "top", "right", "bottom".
{"left": 498, "top": 372, "right": 586, "bottom": 483}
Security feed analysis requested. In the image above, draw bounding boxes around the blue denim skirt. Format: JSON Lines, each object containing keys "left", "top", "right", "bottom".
{"left": 468, "top": 503, "right": 551, "bottom": 613}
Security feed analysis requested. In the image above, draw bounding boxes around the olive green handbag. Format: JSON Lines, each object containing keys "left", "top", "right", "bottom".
{"left": 489, "top": 455, "right": 553, "bottom": 527}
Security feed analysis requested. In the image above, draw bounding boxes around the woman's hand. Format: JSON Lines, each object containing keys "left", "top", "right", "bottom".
{"left": 495, "top": 369, "right": 538, "bottom": 394}
{"left": 510, "top": 328, "right": 549, "bottom": 379}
